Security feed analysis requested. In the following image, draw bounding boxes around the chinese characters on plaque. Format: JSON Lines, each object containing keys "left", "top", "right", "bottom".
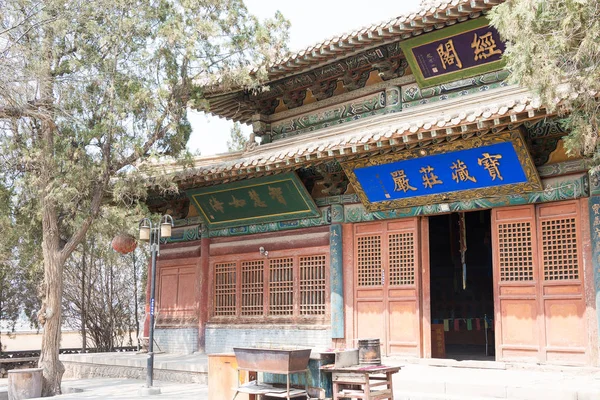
{"left": 206, "top": 186, "right": 289, "bottom": 215}
{"left": 400, "top": 18, "right": 506, "bottom": 88}
{"left": 389, "top": 153, "right": 504, "bottom": 195}
{"left": 188, "top": 172, "right": 320, "bottom": 229}
{"left": 345, "top": 133, "right": 542, "bottom": 210}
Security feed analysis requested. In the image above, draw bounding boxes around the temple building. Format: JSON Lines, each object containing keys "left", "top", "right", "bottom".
{"left": 145, "top": 0, "right": 600, "bottom": 366}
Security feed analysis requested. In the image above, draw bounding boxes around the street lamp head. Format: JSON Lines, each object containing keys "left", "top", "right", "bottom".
{"left": 160, "top": 215, "right": 174, "bottom": 238}
{"left": 139, "top": 219, "right": 151, "bottom": 241}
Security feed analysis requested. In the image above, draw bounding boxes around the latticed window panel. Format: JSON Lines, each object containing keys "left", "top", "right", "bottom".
{"left": 299, "top": 255, "right": 326, "bottom": 315}
{"left": 541, "top": 218, "right": 579, "bottom": 281}
{"left": 241, "top": 260, "right": 264, "bottom": 316}
{"left": 214, "top": 262, "right": 237, "bottom": 316}
{"left": 269, "top": 257, "right": 294, "bottom": 316}
{"left": 388, "top": 232, "right": 415, "bottom": 286}
{"left": 357, "top": 235, "right": 382, "bottom": 286}
{"left": 498, "top": 222, "right": 534, "bottom": 281}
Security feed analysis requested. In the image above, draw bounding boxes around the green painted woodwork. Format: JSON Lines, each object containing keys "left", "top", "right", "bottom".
{"left": 402, "top": 70, "right": 509, "bottom": 104}
{"left": 538, "top": 159, "right": 592, "bottom": 178}
{"left": 270, "top": 87, "right": 401, "bottom": 141}
{"left": 169, "top": 173, "right": 587, "bottom": 240}
{"left": 589, "top": 166, "right": 600, "bottom": 196}
{"left": 186, "top": 172, "right": 320, "bottom": 229}
{"left": 163, "top": 224, "right": 201, "bottom": 244}
{"left": 207, "top": 206, "right": 330, "bottom": 238}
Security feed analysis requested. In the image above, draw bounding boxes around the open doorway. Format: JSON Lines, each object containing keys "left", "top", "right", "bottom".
{"left": 429, "top": 210, "right": 495, "bottom": 361}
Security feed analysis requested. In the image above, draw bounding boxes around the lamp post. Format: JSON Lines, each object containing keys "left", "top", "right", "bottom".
{"left": 139, "top": 214, "right": 173, "bottom": 393}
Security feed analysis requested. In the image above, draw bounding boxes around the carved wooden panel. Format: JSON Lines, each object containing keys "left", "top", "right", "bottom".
{"left": 493, "top": 201, "right": 588, "bottom": 365}
{"left": 493, "top": 206, "right": 540, "bottom": 362}
{"left": 241, "top": 260, "right": 264, "bottom": 316}
{"left": 388, "top": 232, "right": 415, "bottom": 286}
{"left": 300, "top": 255, "right": 326, "bottom": 316}
{"left": 537, "top": 201, "right": 586, "bottom": 365}
{"left": 497, "top": 221, "right": 534, "bottom": 281}
{"left": 541, "top": 217, "right": 579, "bottom": 281}
{"left": 354, "top": 218, "right": 421, "bottom": 357}
{"left": 210, "top": 245, "right": 329, "bottom": 324}
{"left": 269, "top": 257, "right": 295, "bottom": 316}
{"left": 214, "top": 262, "right": 237, "bottom": 316}
{"left": 356, "top": 235, "right": 382, "bottom": 287}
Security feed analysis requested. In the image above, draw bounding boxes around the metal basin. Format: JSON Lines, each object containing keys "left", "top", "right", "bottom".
{"left": 233, "top": 347, "right": 311, "bottom": 374}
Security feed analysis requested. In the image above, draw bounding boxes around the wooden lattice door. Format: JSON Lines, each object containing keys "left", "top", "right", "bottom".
{"left": 492, "top": 205, "right": 541, "bottom": 361}
{"left": 492, "top": 201, "right": 587, "bottom": 365}
{"left": 354, "top": 218, "right": 422, "bottom": 357}
{"left": 536, "top": 201, "right": 587, "bottom": 365}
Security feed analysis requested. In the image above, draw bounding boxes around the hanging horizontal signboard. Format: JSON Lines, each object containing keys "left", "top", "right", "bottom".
{"left": 186, "top": 172, "right": 320, "bottom": 229}
{"left": 400, "top": 18, "right": 506, "bottom": 88}
{"left": 342, "top": 131, "right": 541, "bottom": 211}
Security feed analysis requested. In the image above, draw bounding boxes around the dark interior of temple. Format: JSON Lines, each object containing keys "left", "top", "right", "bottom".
{"left": 429, "top": 210, "right": 495, "bottom": 361}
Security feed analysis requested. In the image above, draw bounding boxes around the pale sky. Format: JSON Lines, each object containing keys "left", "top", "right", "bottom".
{"left": 186, "top": 0, "right": 422, "bottom": 156}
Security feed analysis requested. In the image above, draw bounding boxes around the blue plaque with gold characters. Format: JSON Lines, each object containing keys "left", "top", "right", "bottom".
{"left": 342, "top": 131, "right": 542, "bottom": 211}
{"left": 400, "top": 18, "right": 506, "bottom": 88}
{"left": 186, "top": 172, "right": 320, "bottom": 229}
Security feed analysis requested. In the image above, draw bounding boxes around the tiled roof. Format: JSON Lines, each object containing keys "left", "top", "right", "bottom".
{"left": 266, "top": 0, "right": 504, "bottom": 80}
{"left": 204, "top": 0, "right": 504, "bottom": 122}
{"left": 155, "top": 85, "right": 546, "bottom": 188}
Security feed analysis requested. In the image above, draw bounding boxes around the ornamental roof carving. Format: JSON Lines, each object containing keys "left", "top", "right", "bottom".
{"left": 152, "top": 85, "right": 547, "bottom": 189}
{"left": 265, "top": 0, "right": 502, "bottom": 79}
{"left": 202, "top": 0, "right": 505, "bottom": 123}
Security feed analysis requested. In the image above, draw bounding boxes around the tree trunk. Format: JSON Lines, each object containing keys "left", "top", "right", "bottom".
{"left": 81, "top": 243, "right": 87, "bottom": 353}
{"left": 38, "top": 251, "right": 65, "bottom": 396}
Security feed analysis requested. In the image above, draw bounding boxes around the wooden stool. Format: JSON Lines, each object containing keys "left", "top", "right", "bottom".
{"left": 328, "top": 365, "right": 400, "bottom": 400}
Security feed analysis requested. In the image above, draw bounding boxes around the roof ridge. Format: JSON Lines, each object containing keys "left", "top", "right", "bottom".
{"left": 268, "top": 0, "right": 473, "bottom": 72}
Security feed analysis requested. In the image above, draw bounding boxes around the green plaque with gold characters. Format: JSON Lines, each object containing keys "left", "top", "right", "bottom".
{"left": 400, "top": 18, "right": 506, "bottom": 88}
{"left": 186, "top": 172, "right": 320, "bottom": 229}
{"left": 342, "top": 131, "right": 542, "bottom": 212}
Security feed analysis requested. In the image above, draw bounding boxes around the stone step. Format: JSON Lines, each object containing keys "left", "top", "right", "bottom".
{"left": 391, "top": 364, "right": 600, "bottom": 400}
{"left": 392, "top": 377, "right": 600, "bottom": 400}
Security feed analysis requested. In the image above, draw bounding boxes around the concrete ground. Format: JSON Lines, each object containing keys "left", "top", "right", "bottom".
{"left": 58, "top": 378, "right": 208, "bottom": 399}
{"left": 3, "top": 354, "right": 600, "bottom": 399}
{"left": 0, "top": 377, "right": 209, "bottom": 400}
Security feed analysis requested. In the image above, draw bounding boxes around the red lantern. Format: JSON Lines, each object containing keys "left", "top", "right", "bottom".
{"left": 111, "top": 233, "right": 137, "bottom": 254}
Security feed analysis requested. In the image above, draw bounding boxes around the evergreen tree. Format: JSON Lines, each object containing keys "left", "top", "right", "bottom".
{"left": 489, "top": 0, "right": 600, "bottom": 157}
{"left": 0, "top": 0, "right": 289, "bottom": 395}
{"left": 227, "top": 122, "right": 249, "bottom": 152}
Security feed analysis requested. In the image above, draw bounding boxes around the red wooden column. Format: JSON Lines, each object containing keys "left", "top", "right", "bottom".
{"left": 198, "top": 235, "right": 210, "bottom": 352}
{"left": 420, "top": 217, "right": 431, "bottom": 358}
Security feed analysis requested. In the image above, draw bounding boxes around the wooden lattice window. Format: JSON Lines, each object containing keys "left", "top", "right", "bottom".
{"left": 269, "top": 257, "right": 294, "bottom": 316}
{"left": 388, "top": 232, "right": 415, "bottom": 285}
{"left": 541, "top": 218, "right": 579, "bottom": 280}
{"left": 300, "top": 255, "right": 326, "bottom": 315}
{"left": 498, "top": 222, "right": 534, "bottom": 281}
{"left": 357, "top": 235, "right": 382, "bottom": 286}
{"left": 241, "top": 260, "right": 264, "bottom": 316}
{"left": 214, "top": 262, "right": 236, "bottom": 316}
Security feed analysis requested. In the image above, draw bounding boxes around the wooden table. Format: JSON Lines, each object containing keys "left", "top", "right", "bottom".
{"left": 320, "top": 365, "right": 401, "bottom": 400}
{"left": 232, "top": 368, "right": 309, "bottom": 400}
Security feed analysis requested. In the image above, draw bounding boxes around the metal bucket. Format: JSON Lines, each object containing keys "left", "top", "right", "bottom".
{"left": 358, "top": 338, "right": 381, "bottom": 366}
